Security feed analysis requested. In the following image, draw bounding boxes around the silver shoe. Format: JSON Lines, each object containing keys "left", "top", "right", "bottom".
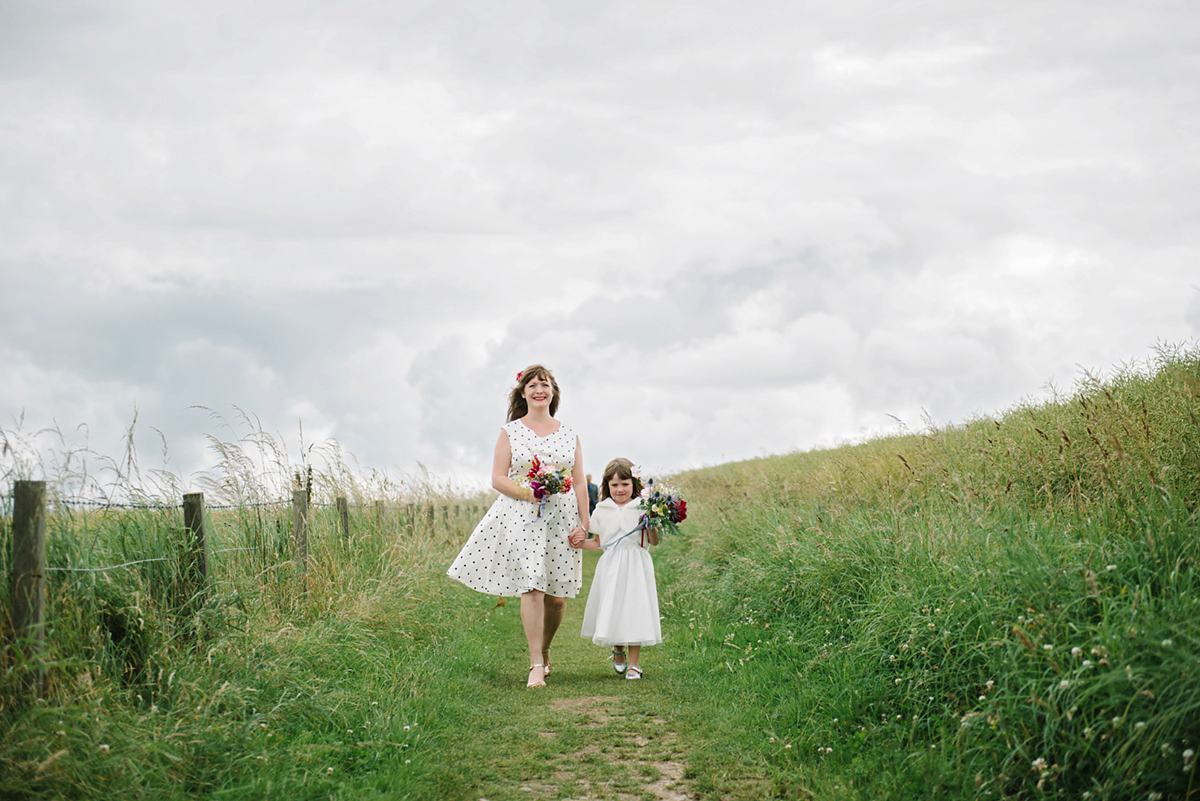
{"left": 625, "top": 665, "right": 643, "bottom": 680}
{"left": 612, "top": 647, "right": 627, "bottom": 674}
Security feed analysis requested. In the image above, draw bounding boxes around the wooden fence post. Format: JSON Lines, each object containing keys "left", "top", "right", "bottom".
{"left": 292, "top": 489, "right": 308, "bottom": 573}
{"left": 12, "top": 481, "right": 47, "bottom": 697}
{"left": 336, "top": 496, "right": 350, "bottom": 544}
{"left": 182, "top": 492, "right": 209, "bottom": 612}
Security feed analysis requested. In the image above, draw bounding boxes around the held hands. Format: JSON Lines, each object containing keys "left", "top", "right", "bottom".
{"left": 568, "top": 526, "right": 588, "bottom": 548}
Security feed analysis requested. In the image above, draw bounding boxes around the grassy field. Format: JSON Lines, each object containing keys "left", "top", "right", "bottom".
{"left": 3, "top": 344, "right": 1199, "bottom": 799}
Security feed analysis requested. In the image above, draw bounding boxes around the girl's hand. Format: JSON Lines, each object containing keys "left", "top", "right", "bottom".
{"left": 568, "top": 526, "right": 587, "bottom": 548}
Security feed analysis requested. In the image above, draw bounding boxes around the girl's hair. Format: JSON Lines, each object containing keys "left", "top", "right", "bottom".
{"left": 600, "top": 457, "right": 643, "bottom": 500}
{"left": 507, "top": 364, "right": 561, "bottom": 422}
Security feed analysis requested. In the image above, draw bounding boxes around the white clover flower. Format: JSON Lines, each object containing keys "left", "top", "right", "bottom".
{"left": 1162, "top": 639, "right": 1174, "bottom": 647}
{"left": 1059, "top": 680, "right": 1070, "bottom": 690}
{"left": 98, "top": 744, "right": 110, "bottom": 754}
{"left": 1044, "top": 644, "right": 1054, "bottom": 651}
{"left": 1071, "top": 647, "right": 1083, "bottom": 657}
{"left": 1107, "top": 565, "right": 1117, "bottom": 571}
{"left": 1083, "top": 659, "right": 1094, "bottom": 667}
{"left": 986, "top": 679, "right": 995, "bottom": 689}
{"left": 1184, "top": 748, "right": 1195, "bottom": 760}
{"left": 1031, "top": 757, "right": 1049, "bottom": 772}
{"left": 326, "top": 767, "right": 334, "bottom": 776}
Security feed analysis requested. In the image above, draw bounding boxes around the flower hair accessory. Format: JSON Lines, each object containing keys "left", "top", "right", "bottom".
{"left": 515, "top": 370, "right": 524, "bottom": 383}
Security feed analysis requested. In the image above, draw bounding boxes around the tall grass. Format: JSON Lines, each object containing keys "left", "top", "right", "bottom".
{"left": 0, "top": 416, "right": 486, "bottom": 799}
{"left": 658, "top": 343, "right": 1200, "bottom": 799}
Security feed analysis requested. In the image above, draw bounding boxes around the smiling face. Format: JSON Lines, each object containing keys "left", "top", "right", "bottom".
{"left": 507, "top": 364, "right": 561, "bottom": 421}
{"left": 608, "top": 475, "right": 634, "bottom": 505}
{"left": 523, "top": 374, "right": 554, "bottom": 411}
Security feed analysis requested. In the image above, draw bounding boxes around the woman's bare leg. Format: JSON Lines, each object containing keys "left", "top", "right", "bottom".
{"left": 521, "top": 590, "right": 547, "bottom": 686}
{"left": 541, "top": 594, "right": 566, "bottom": 667}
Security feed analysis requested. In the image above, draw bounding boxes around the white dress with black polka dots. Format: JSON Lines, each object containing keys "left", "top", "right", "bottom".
{"left": 446, "top": 419, "right": 583, "bottom": 598}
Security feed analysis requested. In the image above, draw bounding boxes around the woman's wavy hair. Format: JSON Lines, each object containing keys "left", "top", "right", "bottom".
{"left": 507, "top": 364, "right": 561, "bottom": 422}
{"left": 600, "top": 457, "right": 643, "bottom": 501}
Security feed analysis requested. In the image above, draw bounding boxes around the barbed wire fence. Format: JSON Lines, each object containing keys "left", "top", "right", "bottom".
{"left": 4, "top": 480, "right": 488, "bottom": 697}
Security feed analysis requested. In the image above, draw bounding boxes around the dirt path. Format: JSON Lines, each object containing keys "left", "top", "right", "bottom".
{"left": 456, "top": 551, "right": 700, "bottom": 801}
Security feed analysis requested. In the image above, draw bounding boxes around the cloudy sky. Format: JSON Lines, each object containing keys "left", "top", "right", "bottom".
{"left": 2, "top": 0, "right": 1198, "bottom": 495}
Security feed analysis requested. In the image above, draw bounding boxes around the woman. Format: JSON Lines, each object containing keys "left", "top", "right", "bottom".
{"left": 447, "top": 364, "right": 590, "bottom": 687}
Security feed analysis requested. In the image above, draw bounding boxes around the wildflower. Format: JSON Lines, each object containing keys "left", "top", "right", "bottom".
{"left": 785, "top": 744, "right": 792, "bottom": 750}
{"left": 1149, "top": 793, "right": 1163, "bottom": 801}
{"left": 1162, "top": 639, "right": 1174, "bottom": 647}
{"left": 1071, "top": 646, "right": 1083, "bottom": 657}
{"left": 1106, "top": 565, "right": 1117, "bottom": 571}
{"left": 1031, "top": 757, "right": 1049, "bottom": 772}
{"left": 1059, "top": 680, "right": 1070, "bottom": 690}
{"left": 895, "top": 678, "right": 902, "bottom": 684}
{"left": 403, "top": 725, "right": 411, "bottom": 732}
{"left": 1135, "top": 722, "right": 1146, "bottom": 732}
{"left": 326, "top": 767, "right": 334, "bottom": 776}
{"left": 985, "top": 680, "right": 995, "bottom": 689}
{"left": 978, "top": 695, "right": 986, "bottom": 701}
{"left": 98, "top": 744, "right": 110, "bottom": 754}
{"left": 1083, "top": 659, "right": 1094, "bottom": 667}
{"left": 1043, "top": 644, "right": 1054, "bottom": 651}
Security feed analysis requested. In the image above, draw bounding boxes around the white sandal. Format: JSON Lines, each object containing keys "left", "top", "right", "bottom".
{"left": 612, "top": 647, "right": 627, "bottom": 675}
{"left": 625, "top": 665, "right": 642, "bottom": 680}
{"left": 527, "top": 663, "right": 546, "bottom": 688}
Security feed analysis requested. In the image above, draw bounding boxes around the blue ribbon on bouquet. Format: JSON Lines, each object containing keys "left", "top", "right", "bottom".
{"left": 599, "top": 519, "right": 647, "bottom": 551}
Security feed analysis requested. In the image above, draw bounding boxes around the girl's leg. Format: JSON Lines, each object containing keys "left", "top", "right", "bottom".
{"left": 520, "top": 590, "right": 547, "bottom": 687}
{"left": 541, "top": 594, "right": 566, "bottom": 668}
{"left": 627, "top": 644, "right": 642, "bottom": 669}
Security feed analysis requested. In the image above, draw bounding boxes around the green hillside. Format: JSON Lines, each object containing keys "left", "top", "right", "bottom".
{"left": 656, "top": 342, "right": 1200, "bottom": 798}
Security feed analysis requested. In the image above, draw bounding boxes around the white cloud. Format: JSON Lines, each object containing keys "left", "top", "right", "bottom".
{"left": 2, "top": 0, "right": 1198, "bottom": 491}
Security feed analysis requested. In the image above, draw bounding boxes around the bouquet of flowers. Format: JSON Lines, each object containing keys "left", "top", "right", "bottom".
{"left": 526, "top": 456, "right": 573, "bottom": 518}
{"left": 638, "top": 476, "right": 688, "bottom": 536}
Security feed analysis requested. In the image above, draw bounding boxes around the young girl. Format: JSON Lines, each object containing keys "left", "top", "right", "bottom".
{"left": 569, "top": 457, "right": 661, "bottom": 679}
